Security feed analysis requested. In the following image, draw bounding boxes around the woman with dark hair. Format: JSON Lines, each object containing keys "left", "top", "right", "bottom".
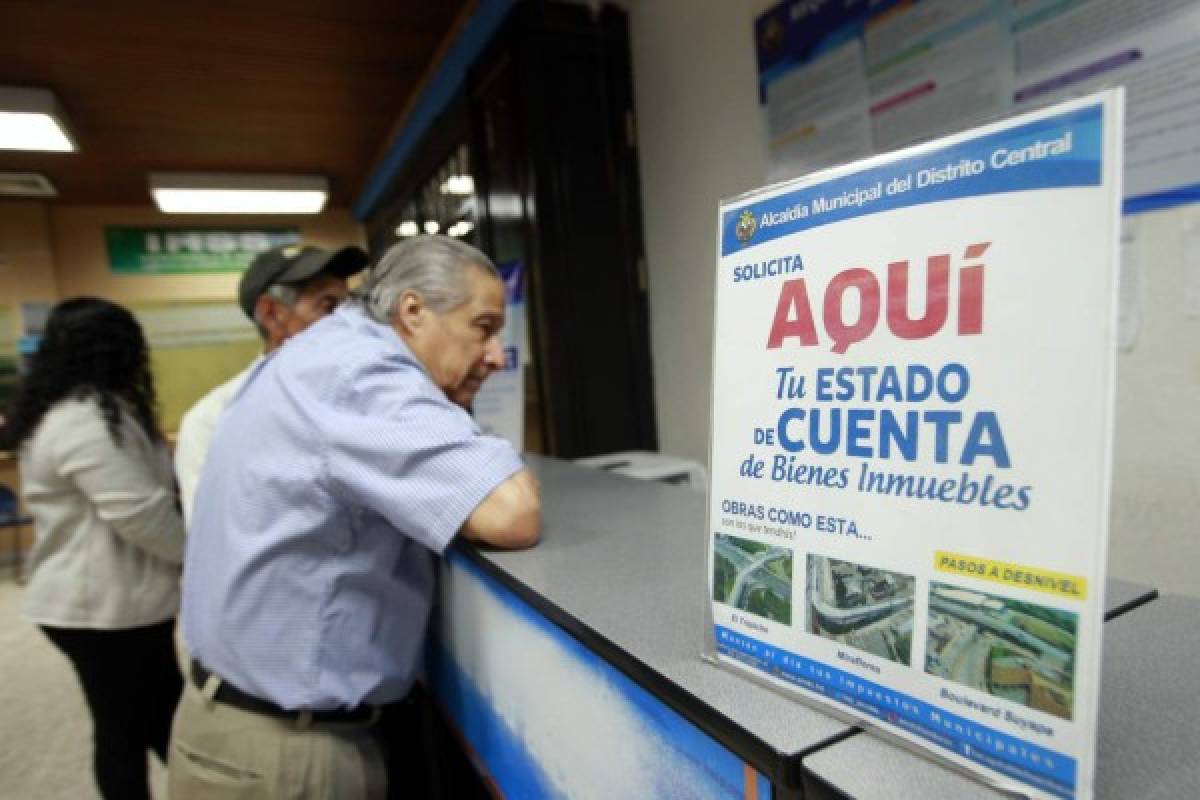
{"left": 9, "top": 297, "right": 185, "bottom": 800}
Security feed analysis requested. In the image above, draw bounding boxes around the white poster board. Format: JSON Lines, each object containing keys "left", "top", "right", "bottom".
{"left": 707, "top": 91, "right": 1123, "bottom": 799}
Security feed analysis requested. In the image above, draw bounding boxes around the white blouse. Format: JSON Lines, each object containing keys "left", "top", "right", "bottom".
{"left": 21, "top": 396, "right": 186, "bottom": 629}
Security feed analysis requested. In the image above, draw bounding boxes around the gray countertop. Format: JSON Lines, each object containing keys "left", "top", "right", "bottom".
{"left": 1103, "top": 578, "right": 1158, "bottom": 620}
{"left": 461, "top": 455, "right": 852, "bottom": 787}
{"left": 803, "top": 594, "right": 1197, "bottom": 799}
{"left": 460, "top": 455, "right": 1173, "bottom": 796}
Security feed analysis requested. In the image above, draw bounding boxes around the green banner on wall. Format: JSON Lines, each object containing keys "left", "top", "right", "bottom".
{"left": 106, "top": 227, "right": 301, "bottom": 274}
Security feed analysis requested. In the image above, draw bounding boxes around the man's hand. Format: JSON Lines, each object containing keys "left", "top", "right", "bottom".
{"left": 461, "top": 468, "right": 540, "bottom": 549}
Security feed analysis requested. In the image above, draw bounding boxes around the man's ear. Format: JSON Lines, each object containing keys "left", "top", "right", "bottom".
{"left": 255, "top": 295, "right": 283, "bottom": 331}
{"left": 255, "top": 294, "right": 293, "bottom": 349}
{"left": 391, "top": 289, "right": 427, "bottom": 336}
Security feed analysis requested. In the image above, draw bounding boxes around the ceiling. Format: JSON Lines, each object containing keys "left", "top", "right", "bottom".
{"left": 0, "top": 0, "right": 471, "bottom": 207}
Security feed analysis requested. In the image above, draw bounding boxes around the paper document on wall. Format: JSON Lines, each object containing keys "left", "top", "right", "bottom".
{"left": 765, "top": 40, "right": 873, "bottom": 183}
{"left": 756, "top": 0, "right": 1200, "bottom": 212}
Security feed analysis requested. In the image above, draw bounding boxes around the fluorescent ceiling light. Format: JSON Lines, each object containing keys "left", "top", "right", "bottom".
{"left": 0, "top": 87, "right": 76, "bottom": 152}
{"left": 395, "top": 220, "right": 419, "bottom": 237}
{"left": 423, "top": 220, "right": 440, "bottom": 234}
{"left": 447, "top": 220, "right": 474, "bottom": 237}
{"left": 439, "top": 175, "right": 475, "bottom": 195}
{"left": 149, "top": 173, "right": 328, "bottom": 214}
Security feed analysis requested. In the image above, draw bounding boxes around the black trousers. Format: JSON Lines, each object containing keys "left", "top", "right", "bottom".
{"left": 381, "top": 682, "right": 493, "bottom": 799}
{"left": 41, "top": 619, "right": 183, "bottom": 800}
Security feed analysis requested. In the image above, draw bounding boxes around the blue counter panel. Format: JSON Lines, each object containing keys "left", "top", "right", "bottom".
{"left": 430, "top": 551, "right": 772, "bottom": 800}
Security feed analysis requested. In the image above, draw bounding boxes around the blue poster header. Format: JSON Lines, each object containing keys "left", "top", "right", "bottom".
{"left": 721, "top": 104, "right": 1104, "bottom": 257}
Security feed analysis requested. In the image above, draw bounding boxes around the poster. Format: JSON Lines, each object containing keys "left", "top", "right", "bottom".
{"left": 755, "top": 0, "right": 1200, "bottom": 212}
{"left": 707, "top": 91, "right": 1123, "bottom": 799}
{"left": 764, "top": 39, "right": 873, "bottom": 184}
{"left": 864, "top": 0, "right": 1013, "bottom": 152}
{"left": 757, "top": 0, "right": 1017, "bottom": 175}
{"left": 1012, "top": 0, "right": 1200, "bottom": 211}
{"left": 755, "top": 0, "right": 875, "bottom": 179}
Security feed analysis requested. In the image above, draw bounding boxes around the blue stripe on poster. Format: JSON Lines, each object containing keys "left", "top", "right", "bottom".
{"left": 430, "top": 551, "right": 757, "bottom": 799}
{"left": 715, "top": 625, "right": 1075, "bottom": 799}
{"left": 721, "top": 104, "right": 1103, "bottom": 257}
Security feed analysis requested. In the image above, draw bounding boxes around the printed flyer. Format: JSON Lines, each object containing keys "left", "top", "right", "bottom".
{"left": 707, "top": 90, "right": 1123, "bottom": 799}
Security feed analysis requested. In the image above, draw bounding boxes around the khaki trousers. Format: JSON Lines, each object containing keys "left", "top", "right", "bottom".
{"left": 168, "top": 674, "right": 387, "bottom": 799}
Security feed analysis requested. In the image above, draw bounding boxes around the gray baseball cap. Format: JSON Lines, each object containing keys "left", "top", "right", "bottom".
{"left": 238, "top": 244, "right": 368, "bottom": 320}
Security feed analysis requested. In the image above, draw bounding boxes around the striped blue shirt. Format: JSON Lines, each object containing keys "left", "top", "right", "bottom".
{"left": 182, "top": 303, "right": 523, "bottom": 709}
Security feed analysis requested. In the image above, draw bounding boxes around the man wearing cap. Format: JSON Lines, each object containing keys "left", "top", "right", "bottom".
{"left": 169, "top": 235, "right": 540, "bottom": 798}
{"left": 174, "top": 243, "right": 367, "bottom": 524}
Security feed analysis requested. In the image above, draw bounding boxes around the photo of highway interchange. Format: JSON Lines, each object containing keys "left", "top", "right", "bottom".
{"left": 807, "top": 555, "right": 915, "bottom": 665}
{"left": 712, "top": 534, "right": 793, "bottom": 625}
{"left": 714, "top": 539, "right": 1077, "bottom": 721}
{"left": 925, "top": 583, "right": 1077, "bottom": 720}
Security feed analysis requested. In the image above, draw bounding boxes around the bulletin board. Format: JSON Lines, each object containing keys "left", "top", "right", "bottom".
{"left": 755, "top": 0, "right": 1200, "bottom": 213}
{"left": 129, "top": 300, "right": 260, "bottom": 432}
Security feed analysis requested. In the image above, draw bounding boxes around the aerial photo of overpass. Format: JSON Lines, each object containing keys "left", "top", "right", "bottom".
{"left": 924, "top": 583, "right": 1076, "bottom": 720}
{"left": 712, "top": 534, "right": 793, "bottom": 625}
{"left": 806, "top": 555, "right": 915, "bottom": 665}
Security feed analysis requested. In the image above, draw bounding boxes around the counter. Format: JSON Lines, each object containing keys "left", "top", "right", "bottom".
{"left": 802, "top": 595, "right": 1198, "bottom": 799}
{"left": 428, "top": 455, "right": 1176, "bottom": 799}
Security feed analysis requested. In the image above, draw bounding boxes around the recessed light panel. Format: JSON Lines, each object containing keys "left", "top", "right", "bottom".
{"left": 0, "top": 88, "right": 76, "bottom": 152}
{"left": 149, "top": 173, "right": 329, "bottom": 214}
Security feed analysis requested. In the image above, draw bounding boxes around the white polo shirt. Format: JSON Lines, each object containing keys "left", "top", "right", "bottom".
{"left": 174, "top": 358, "right": 260, "bottom": 526}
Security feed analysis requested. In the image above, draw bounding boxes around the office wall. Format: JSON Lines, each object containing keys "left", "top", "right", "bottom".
{"left": 0, "top": 200, "right": 363, "bottom": 313}
{"left": 1109, "top": 210, "right": 1200, "bottom": 596}
{"left": 627, "top": 2, "right": 1200, "bottom": 596}
{"left": 0, "top": 200, "right": 365, "bottom": 427}
{"left": 50, "top": 205, "right": 364, "bottom": 301}
{"left": 0, "top": 201, "right": 62, "bottom": 305}
{"left": 627, "top": 0, "right": 766, "bottom": 467}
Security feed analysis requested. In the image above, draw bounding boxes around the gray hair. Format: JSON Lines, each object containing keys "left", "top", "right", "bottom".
{"left": 252, "top": 283, "right": 299, "bottom": 339}
{"left": 357, "top": 235, "right": 498, "bottom": 323}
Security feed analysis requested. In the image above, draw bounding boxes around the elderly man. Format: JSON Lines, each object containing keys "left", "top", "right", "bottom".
{"left": 169, "top": 236, "right": 540, "bottom": 799}
{"left": 174, "top": 243, "right": 367, "bottom": 524}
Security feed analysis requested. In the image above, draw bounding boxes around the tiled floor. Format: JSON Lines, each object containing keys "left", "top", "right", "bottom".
{"left": 0, "top": 579, "right": 168, "bottom": 799}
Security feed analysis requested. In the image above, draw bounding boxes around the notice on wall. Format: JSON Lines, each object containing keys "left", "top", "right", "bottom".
{"left": 1012, "top": 0, "right": 1200, "bottom": 212}
{"left": 764, "top": 39, "right": 873, "bottom": 183}
{"left": 707, "top": 91, "right": 1123, "bottom": 799}
{"left": 864, "top": 0, "right": 1013, "bottom": 153}
{"left": 106, "top": 226, "right": 300, "bottom": 274}
{"left": 755, "top": 0, "right": 1200, "bottom": 213}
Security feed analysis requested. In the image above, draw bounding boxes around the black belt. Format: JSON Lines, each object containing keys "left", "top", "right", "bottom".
{"left": 191, "top": 660, "right": 378, "bottom": 724}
